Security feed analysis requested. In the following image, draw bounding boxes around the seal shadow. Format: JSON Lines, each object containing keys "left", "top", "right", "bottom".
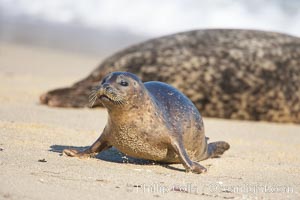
{"left": 49, "top": 145, "right": 185, "bottom": 172}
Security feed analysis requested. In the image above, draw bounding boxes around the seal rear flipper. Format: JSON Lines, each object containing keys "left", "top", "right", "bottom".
{"left": 40, "top": 80, "right": 101, "bottom": 108}
{"left": 207, "top": 141, "right": 230, "bottom": 158}
{"left": 40, "top": 70, "right": 101, "bottom": 107}
{"left": 40, "top": 86, "right": 89, "bottom": 107}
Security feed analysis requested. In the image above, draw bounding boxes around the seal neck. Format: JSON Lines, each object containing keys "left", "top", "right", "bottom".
{"left": 106, "top": 89, "right": 159, "bottom": 122}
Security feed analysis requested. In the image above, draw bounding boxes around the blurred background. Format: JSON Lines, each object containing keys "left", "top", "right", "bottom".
{"left": 0, "top": 0, "right": 300, "bottom": 57}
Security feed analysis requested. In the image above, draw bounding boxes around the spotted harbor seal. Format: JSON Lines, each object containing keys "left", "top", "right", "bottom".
{"left": 63, "top": 72, "right": 230, "bottom": 173}
{"left": 40, "top": 29, "right": 300, "bottom": 123}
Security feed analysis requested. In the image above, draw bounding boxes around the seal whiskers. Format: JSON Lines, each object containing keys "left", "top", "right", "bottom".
{"left": 89, "top": 87, "right": 99, "bottom": 108}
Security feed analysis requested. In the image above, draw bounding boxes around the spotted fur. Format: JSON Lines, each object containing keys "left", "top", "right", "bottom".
{"left": 40, "top": 29, "right": 300, "bottom": 123}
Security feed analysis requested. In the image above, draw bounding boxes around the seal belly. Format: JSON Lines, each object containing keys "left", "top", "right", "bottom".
{"left": 110, "top": 124, "right": 169, "bottom": 161}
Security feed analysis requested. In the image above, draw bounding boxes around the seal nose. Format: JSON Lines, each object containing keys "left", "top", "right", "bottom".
{"left": 102, "top": 83, "right": 110, "bottom": 90}
{"left": 101, "top": 83, "right": 113, "bottom": 94}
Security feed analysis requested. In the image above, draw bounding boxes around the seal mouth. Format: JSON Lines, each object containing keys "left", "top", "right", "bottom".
{"left": 99, "top": 94, "right": 111, "bottom": 101}
{"left": 89, "top": 86, "right": 126, "bottom": 107}
{"left": 99, "top": 93, "right": 126, "bottom": 106}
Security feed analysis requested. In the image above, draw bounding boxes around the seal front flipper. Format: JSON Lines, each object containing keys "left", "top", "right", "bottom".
{"left": 170, "top": 139, "right": 207, "bottom": 174}
{"left": 63, "top": 132, "right": 111, "bottom": 158}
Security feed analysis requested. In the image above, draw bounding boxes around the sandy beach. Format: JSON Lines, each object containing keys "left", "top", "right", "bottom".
{"left": 0, "top": 42, "right": 300, "bottom": 200}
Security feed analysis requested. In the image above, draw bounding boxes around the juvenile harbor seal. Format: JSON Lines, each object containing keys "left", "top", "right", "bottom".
{"left": 40, "top": 29, "right": 300, "bottom": 123}
{"left": 63, "top": 72, "right": 230, "bottom": 173}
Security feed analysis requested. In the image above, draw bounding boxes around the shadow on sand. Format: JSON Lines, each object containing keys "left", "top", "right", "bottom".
{"left": 49, "top": 144, "right": 185, "bottom": 172}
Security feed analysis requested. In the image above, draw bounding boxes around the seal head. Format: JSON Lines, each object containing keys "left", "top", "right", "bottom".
{"left": 90, "top": 72, "right": 145, "bottom": 110}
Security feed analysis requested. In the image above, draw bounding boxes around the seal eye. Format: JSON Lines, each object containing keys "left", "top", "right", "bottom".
{"left": 120, "top": 80, "right": 129, "bottom": 87}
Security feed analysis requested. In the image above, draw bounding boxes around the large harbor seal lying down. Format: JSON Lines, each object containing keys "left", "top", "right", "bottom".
{"left": 40, "top": 29, "right": 300, "bottom": 123}
{"left": 63, "top": 72, "right": 230, "bottom": 174}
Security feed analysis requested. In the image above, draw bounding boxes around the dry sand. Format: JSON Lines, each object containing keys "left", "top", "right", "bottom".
{"left": 0, "top": 42, "right": 299, "bottom": 200}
